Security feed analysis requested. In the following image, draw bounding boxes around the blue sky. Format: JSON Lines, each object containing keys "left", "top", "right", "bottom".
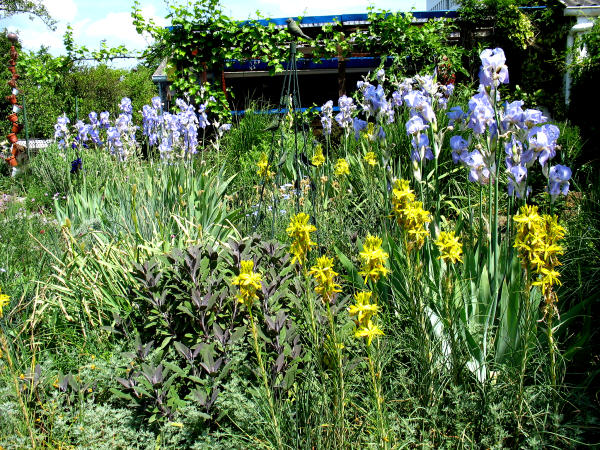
{"left": 2, "top": 0, "right": 426, "bottom": 66}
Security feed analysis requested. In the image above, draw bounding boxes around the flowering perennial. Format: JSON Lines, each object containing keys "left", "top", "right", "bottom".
{"left": 513, "top": 205, "right": 565, "bottom": 295}
{"left": 309, "top": 255, "right": 342, "bottom": 303}
{"left": 391, "top": 179, "right": 431, "bottom": 252}
{"left": 348, "top": 291, "right": 384, "bottom": 345}
{"left": 257, "top": 152, "right": 274, "bottom": 179}
{"left": 434, "top": 231, "right": 463, "bottom": 264}
{"left": 364, "top": 151, "right": 377, "bottom": 167}
{"left": 334, "top": 158, "right": 350, "bottom": 177}
{"left": 312, "top": 144, "right": 325, "bottom": 167}
{"left": 231, "top": 260, "right": 262, "bottom": 308}
{"left": 358, "top": 235, "right": 389, "bottom": 284}
{"left": 447, "top": 48, "right": 571, "bottom": 198}
{"left": 0, "top": 287, "right": 10, "bottom": 318}
{"left": 286, "top": 212, "right": 317, "bottom": 265}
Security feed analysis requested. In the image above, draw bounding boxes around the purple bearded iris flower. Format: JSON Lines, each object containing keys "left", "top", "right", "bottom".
{"left": 321, "top": 100, "right": 333, "bottom": 135}
{"left": 461, "top": 150, "right": 492, "bottom": 185}
{"left": 467, "top": 88, "right": 495, "bottom": 135}
{"left": 447, "top": 106, "right": 467, "bottom": 127}
{"left": 352, "top": 117, "right": 367, "bottom": 141}
{"left": 119, "top": 97, "right": 133, "bottom": 116}
{"left": 547, "top": 164, "right": 572, "bottom": 198}
{"left": 99, "top": 111, "right": 110, "bottom": 129}
{"left": 522, "top": 109, "right": 547, "bottom": 128}
{"left": 335, "top": 95, "right": 356, "bottom": 129}
{"left": 479, "top": 48, "right": 509, "bottom": 87}
{"left": 411, "top": 133, "right": 433, "bottom": 162}
{"left": 406, "top": 115, "right": 428, "bottom": 135}
{"left": 527, "top": 124, "right": 559, "bottom": 168}
{"left": 197, "top": 102, "right": 210, "bottom": 129}
{"left": 450, "top": 135, "right": 469, "bottom": 164}
{"left": 502, "top": 100, "right": 524, "bottom": 131}
{"left": 404, "top": 90, "right": 435, "bottom": 124}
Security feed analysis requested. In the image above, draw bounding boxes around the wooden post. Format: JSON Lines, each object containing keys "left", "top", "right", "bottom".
{"left": 337, "top": 44, "right": 346, "bottom": 97}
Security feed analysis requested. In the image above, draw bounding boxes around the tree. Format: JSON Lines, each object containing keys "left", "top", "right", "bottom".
{"left": 0, "top": 0, "right": 56, "bottom": 29}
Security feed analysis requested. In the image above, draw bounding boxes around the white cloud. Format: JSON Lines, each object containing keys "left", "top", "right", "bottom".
{"left": 71, "top": 5, "right": 168, "bottom": 53}
{"left": 43, "top": 0, "right": 77, "bottom": 23}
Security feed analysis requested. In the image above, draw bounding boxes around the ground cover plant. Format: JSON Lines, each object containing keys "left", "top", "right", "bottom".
{"left": 1, "top": 19, "right": 600, "bottom": 450}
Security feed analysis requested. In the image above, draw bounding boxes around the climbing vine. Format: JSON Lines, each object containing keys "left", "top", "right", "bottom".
{"left": 131, "top": 1, "right": 464, "bottom": 119}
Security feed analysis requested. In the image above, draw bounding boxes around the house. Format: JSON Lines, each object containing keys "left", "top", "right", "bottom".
{"left": 560, "top": 0, "right": 600, "bottom": 104}
{"left": 426, "top": 0, "right": 459, "bottom": 11}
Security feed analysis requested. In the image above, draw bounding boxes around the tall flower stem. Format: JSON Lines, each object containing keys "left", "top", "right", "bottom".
{"left": 248, "top": 308, "right": 283, "bottom": 449}
{"left": 304, "top": 268, "right": 318, "bottom": 344}
{"left": 367, "top": 343, "right": 388, "bottom": 448}
{"left": 517, "top": 273, "right": 532, "bottom": 424}
{"left": 325, "top": 301, "right": 345, "bottom": 441}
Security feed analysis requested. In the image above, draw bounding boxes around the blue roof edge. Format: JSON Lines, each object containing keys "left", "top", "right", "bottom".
{"left": 166, "top": 6, "right": 546, "bottom": 32}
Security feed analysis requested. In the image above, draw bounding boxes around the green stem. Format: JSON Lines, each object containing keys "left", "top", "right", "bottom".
{"left": 248, "top": 308, "right": 283, "bottom": 449}
{"left": 304, "top": 268, "right": 318, "bottom": 344}
{"left": 326, "top": 300, "right": 346, "bottom": 442}
{"left": 367, "top": 345, "right": 388, "bottom": 448}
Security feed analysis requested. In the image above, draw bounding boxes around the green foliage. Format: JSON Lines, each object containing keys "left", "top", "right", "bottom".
{"left": 352, "top": 7, "right": 466, "bottom": 76}
{"left": 0, "top": 0, "right": 56, "bottom": 29}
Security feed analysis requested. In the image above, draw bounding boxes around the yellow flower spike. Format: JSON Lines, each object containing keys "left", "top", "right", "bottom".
{"left": 354, "top": 320, "right": 384, "bottom": 346}
{"left": 256, "top": 152, "right": 274, "bottom": 179}
{"left": 513, "top": 205, "right": 565, "bottom": 299}
{"left": 334, "top": 158, "right": 350, "bottom": 177}
{"left": 231, "top": 260, "right": 263, "bottom": 308}
{"left": 358, "top": 235, "right": 389, "bottom": 284}
{"left": 390, "top": 179, "right": 431, "bottom": 252}
{"left": 348, "top": 291, "right": 379, "bottom": 325}
{"left": 364, "top": 151, "right": 377, "bottom": 167}
{"left": 0, "top": 288, "right": 9, "bottom": 318}
{"left": 309, "top": 255, "right": 342, "bottom": 303}
{"left": 435, "top": 231, "right": 463, "bottom": 264}
{"left": 286, "top": 212, "right": 317, "bottom": 266}
{"left": 312, "top": 144, "right": 325, "bottom": 167}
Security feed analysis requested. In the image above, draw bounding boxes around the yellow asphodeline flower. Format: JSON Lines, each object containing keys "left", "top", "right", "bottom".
{"left": 347, "top": 291, "right": 379, "bottom": 323}
{"left": 312, "top": 144, "right": 325, "bottom": 167}
{"left": 286, "top": 212, "right": 317, "bottom": 265}
{"left": 358, "top": 235, "right": 389, "bottom": 284}
{"left": 334, "top": 158, "right": 350, "bottom": 177}
{"left": 513, "top": 205, "right": 565, "bottom": 294}
{"left": 256, "top": 152, "right": 274, "bottom": 179}
{"left": 348, "top": 291, "right": 384, "bottom": 345}
{"left": 435, "top": 231, "right": 463, "bottom": 264}
{"left": 364, "top": 122, "right": 376, "bottom": 140}
{"left": 391, "top": 179, "right": 431, "bottom": 252}
{"left": 309, "top": 255, "right": 342, "bottom": 303}
{"left": 364, "top": 151, "right": 377, "bottom": 167}
{"left": 0, "top": 288, "right": 9, "bottom": 318}
{"left": 231, "top": 260, "right": 262, "bottom": 308}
